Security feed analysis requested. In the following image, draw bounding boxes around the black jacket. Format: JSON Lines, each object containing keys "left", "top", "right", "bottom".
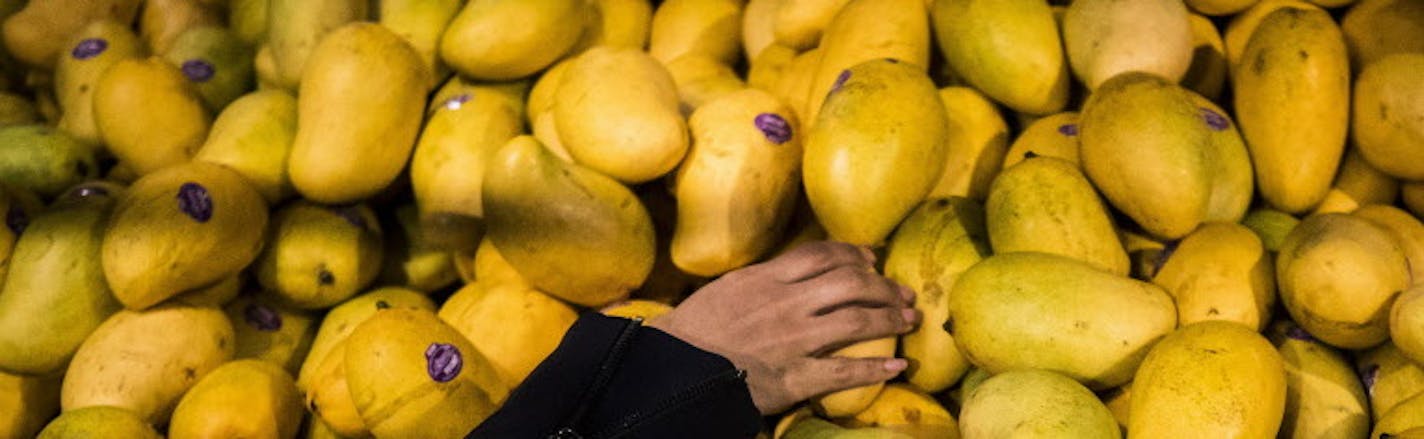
{"left": 468, "top": 313, "right": 763, "bottom": 439}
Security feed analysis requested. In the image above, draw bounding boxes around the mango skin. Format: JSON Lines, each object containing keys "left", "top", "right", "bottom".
{"left": 255, "top": 202, "right": 384, "bottom": 310}
{"left": 884, "top": 197, "right": 988, "bottom": 394}
{"left": 440, "top": 0, "right": 586, "bottom": 81}
{"left": 0, "top": 182, "right": 121, "bottom": 376}
{"left": 167, "top": 359, "right": 303, "bottom": 439}
{"left": 1151, "top": 222, "right": 1275, "bottom": 331}
{"left": 803, "top": 58, "right": 948, "bottom": 246}
{"left": 0, "top": 371, "right": 61, "bottom": 439}
{"left": 1357, "top": 343, "right": 1424, "bottom": 423}
{"left": 93, "top": 57, "right": 211, "bottom": 176}
{"left": 296, "top": 287, "right": 435, "bottom": 392}
{"left": 438, "top": 282, "right": 578, "bottom": 389}
{"left": 1, "top": 0, "right": 143, "bottom": 69}
{"left": 288, "top": 23, "right": 428, "bottom": 204}
{"left": 1063, "top": 0, "right": 1194, "bottom": 89}
{"left": 54, "top": 19, "right": 145, "bottom": 146}
{"left": 802, "top": 0, "right": 930, "bottom": 125}
{"left": 482, "top": 136, "right": 655, "bottom": 307}
{"left": 649, "top": 0, "right": 743, "bottom": 66}
{"left": 928, "top": 87, "right": 1010, "bottom": 201}
{"left": 948, "top": 251, "right": 1177, "bottom": 390}
{"left": 0, "top": 125, "right": 98, "bottom": 198}
{"left": 266, "top": 0, "right": 368, "bottom": 89}
{"left": 1129, "top": 321, "right": 1287, "bottom": 439}
{"left": 1276, "top": 213, "right": 1409, "bottom": 349}
{"left": 1341, "top": 0, "right": 1424, "bottom": 71}
{"left": 812, "top": 337, "right": 896, "bottom": 418}
{"left": 37, "top": 406, "right": 161, "bottom": 439}
{"left": 102, "top": 162, "right": 269, "bottom": 311}
{"left": 1268, "top": 320, "right": 1370, "bottom": 439}
{"left": 1079, "top": 72, "right": 1213, "bottom": 240}
{"left": 1352, "top": 54, "right": 1424, "bottom": 181}
{"left": 986, "top": 157, "right": 1128, "bottom": 276}
{"left": 1233, "top": 6, "right": 1350, "bottom": 213}
{"left": 194, "top": 90, "right": 299, "bottom": 204}
{"left": 960, "top": 369, "right": 1122, "bottom": 439}
{"left": 931, "top": 0, "right": 1068, "bottom": 115}
{"left": 553, "top": 46, "right": 688, "bottom": 184}
{"left": 225, "top": 295, "right": 319, "bottom": 375}
{"left": 1001, "top": 112, "right": 1080, "bottom": 170}
{"left": 60, "top": 305, "right": 235, "bottom": 426}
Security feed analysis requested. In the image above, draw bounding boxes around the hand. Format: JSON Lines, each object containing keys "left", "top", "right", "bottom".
{"left": 649, "top": 241, "right": 919, "bottom": 415}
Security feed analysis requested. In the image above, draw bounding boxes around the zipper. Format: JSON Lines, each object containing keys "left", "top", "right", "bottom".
{"left": 553, "top": 317, "right": 644, "bottom": 438}
{"left": 592, "top": 368, "right": 748, "bottom": 439}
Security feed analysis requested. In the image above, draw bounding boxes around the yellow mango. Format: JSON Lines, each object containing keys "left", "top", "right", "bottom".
{"left": 1277, "top": 213, "right": 1408, "bottom": 349}
{"left": 554, "top": 47, "right": 688, "bottom": 183}
{"left": 931, "top": 0, "right": 1068, "bottom": 115}
{"left": 986, "top": 157, "right": 1128, "bottom": 275}
{"left": 649, "top": 0, "right": 742, "bottom": 66}
{"left": 1129, "top": 321, "right": 1287, "bottom": 438}
{"left": 93, "top": 57, "right": 210, "bottom": 176}
{"left": 928, "top": 87, "right": 1009, "bottom": 201}
{"left": 439, "top": 282, "right": 578, "bottom": 389}
{"left": 1151, "top": 222, "right": 1275, "bottom": 330}
{"left": 440, "top": 0, "right": 586, "bottom": 80}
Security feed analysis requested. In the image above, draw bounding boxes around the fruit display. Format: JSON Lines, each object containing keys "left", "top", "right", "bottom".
{"left": 0, "top": 0, "right": 1421, "bottom": 438}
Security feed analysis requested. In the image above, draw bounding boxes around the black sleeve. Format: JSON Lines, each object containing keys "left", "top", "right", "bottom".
{"left": 467, "top": 313, "right": 763, "bottom": 439}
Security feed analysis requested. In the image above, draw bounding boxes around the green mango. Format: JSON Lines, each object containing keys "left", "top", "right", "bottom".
{"left": 985, "top": 156, "right": 1128, "bottom": 275}
{"left": 266, "top": 0, "right": 367, "bottom": 89}
{"left": 37, "top": 406, "right": 160, "bottom": 439}
{"left": 0, "top": 181, "right": 122, "bottom": 375}
{"left": 162, "top": 26, "right": 256, "bottom": 112}
{"left": 0, "top": 125, "right": 98, "bottom": 198}
{"left": 228, "top": 0, "right": 270, "bottom": 44}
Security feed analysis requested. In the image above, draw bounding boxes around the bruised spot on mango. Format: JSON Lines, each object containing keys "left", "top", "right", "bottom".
{"left": 72, "top": 39, "right": 108, "bottom": 60}
{"left": 425, "top": 342, "right": 462, "bottom": 383}
{"left": 177, "top": 182, "right": 214, "bottom": 222}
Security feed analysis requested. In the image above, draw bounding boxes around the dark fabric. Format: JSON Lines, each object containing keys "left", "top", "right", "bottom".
{"left": 468, "top": 313, "right": 762, "bottom": 439}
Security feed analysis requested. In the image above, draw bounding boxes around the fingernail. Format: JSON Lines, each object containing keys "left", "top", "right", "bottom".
{"left": 885, "top": 358, "right": 908, "bottom": 372}
{"left": 898, "top": 284, "right": 916, "bottom": 304}
{"left": 901, "top": 308, "right": 919, "bottom": 326}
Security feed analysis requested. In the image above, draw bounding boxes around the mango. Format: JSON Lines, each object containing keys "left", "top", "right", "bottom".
{"left": 742, "top": 0, "right": 780, "bottom": 61}
{"left": 1183, "top": 13, "right": 1229, "bottom": 100}
{"left": 225, "top": 294, "right": 318, "bottom": 375}
{"left": 1223, "top": 0, "right": 1316, "bottom": 68}
{"left": 0, "top": 125, "right": 98, "bottom": 198}
{"left": 93, "top": 57, "right": 210, "bottom": 176}
{"left": 439, "top": 282, "right": 578, "bottom": 389}
{"left": 161, "top": 26, "right": 255, "bottom": 112}
{"left": 1341, "top": 0, "right": 1424, "bottom": 70}
{"left": 1188, "top": 0, "right": 1262, "bottom": 15}
{"left": 297, "top": 286, "right": 435, "bottom": 391}
{"left": 1353, "top": 53, "right": 1424, "bottom": 180}
{"left": 1000, "top": 112, "right": 1080, "bottom": 169}
{"left": 948, "top": 252, "right": 1176, "bottom": 390}
{"left": 1, "top": 0, "right": 142, "bottom": 69}
{"left": 344, "top": 308, "right": 508, "bottom": 438}
{"left": 665, "top": 54, "right": 747, "bottom": 115}
{"left": 845, "top": 383, "right": 959, "bottom": 438}
{"left": 554, "top": 46, "right": 688, "bottom": 183}
{"left": 1358, "top": 342, "right": 1424, "bottom": 422}
{"left": 305, "top": 338, "right": 367, "bottom": 437}
{"left": 54, "top": 19, "right": 144, "bottom": 145}
{"left": 1152, "top": 223, "right": 1274, "bottom": 331}
{"left": 288, "top": 23, "right": 427, "bottom": 204}
{"left": 812, "top": 337, "right": 896, "bottom": 417}
{"left": 256, "top": 202, "right": 382, "bottom": 310}
{"left": 928, "top": 87, "right": 1009, "bottom": 201}
{"left": 61, "top": 305, "right": 235, "bottom": 425}
{"left": 228, "top": 0, "right": 268, "bottom": 44}
{"left": 168, "top": 359, "right": 303, "bottom": 439}
{"left": 1191, "top": 96, "right": 1254, "bottom": 224}
{"left": 1355, "top": 204, "right": 1424, "bottom": 286}
{"left": 884, "top": 197, "right": 989, "bottom": 393}
{"left": 772, "top": 47, "right": 822, "bottom": 123}
{"left": 102, "top": 162, "right": 268, "bottom": 310}
{"left": 266, "top": 0, "right": 368, "bottom": 89}
{"left": 986, "top": 157, "right": 1128, "bottom": 275}
{"left": 1080, "top": 72, "right": 1213, "bottom": 239}
{"left": 1241, "top": 208, "right": 1299, "bottom": 253}
{"left": 1311, "top": 149, "right": 1399, "bottom": 215}
{"left": 37, "top": 406, "right": 161, "bottom": 439}
{"left": 1378, "top": 393, "right": 1424, "bottom": 438}
{"left": 1129, "top": 321, "right": 1287, "bottom": 438}
{"left": 0, "top": 92, "right": 37, "bottom": 127}
{"left": 1277, "top": 213, "right": 1408, "bottom": 349}
{"left": 0, "top": 182, "right": 121, "bottom": 375}
{"left": 0, "top": 371, "right": 61, "bottom": 439}
{"left": 804, "top": 58, "right": 948, "bottom": 246}
{"left": 931, "top": 0, "right": 1068, "bottom": 115}
{"left": 1063, "top": 0, "right": 1194, "bottom": 89}
{"left": 193, "top": 89, "right": 298, "bottom": 204}
{"left": 1234, "top": 6, "right": 1350, "bottom": 213}
{"left": 377, "top": 205, "right": 460, "bottom": 293}
{"left": 601, "top": 299, "right": 675, "bottom": 321}
{"left": 379, "top": 0, "right": 464, "bottom": 87}
{"left": 440, "top": 0, "right": 586, "bottom": 80}
{"left": 672, "top": 89, "right": 801, "bottom": 277}
{"left": 802, "top": 0, "right": 930, "bottom": 125}
{"left": 411, "top": 78, "right": 528, "bottom": 252}
{"left": 483, "top": 135, "right": 654, "bottom": 307}
{"left": 1268, "top": 320, "right": 1371, "bottom": 439}
{"left": 748, "top": 43, "right": 797, "bottom": 92}
{"left": 649, "top": 0, "right": 742, "bottom": 66}
{"left": 166, "top": 275, "right": 243, "bottom": 308}
{"left": 960, "top": 369, "right": 1121, "bottom": 439}
{"left": 139, "top": 0, "right": 222, "bottom": 56}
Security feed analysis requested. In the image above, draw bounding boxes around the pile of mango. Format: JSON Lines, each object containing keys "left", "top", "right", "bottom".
{"left": 0, "top": 0, "right": 1423, "bottom": 437}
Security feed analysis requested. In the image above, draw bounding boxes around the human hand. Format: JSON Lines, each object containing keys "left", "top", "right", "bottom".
{"left": 648, "top": 241, "right": 919, "bottom": 415}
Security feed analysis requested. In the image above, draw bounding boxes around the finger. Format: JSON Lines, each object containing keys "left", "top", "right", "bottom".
{"left": 790, "top": 357, "right": 908, "bottom": 401}
{"left": 795, "top": 266, "right": 907, "bottom": 315}
{"left": 761, "top": 241, "right": 874, "bottom": 283}
{"left": 797, "top": 306, "right": 917, "bottom": 355}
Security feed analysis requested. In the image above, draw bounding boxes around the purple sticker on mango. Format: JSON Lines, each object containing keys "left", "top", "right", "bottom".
{"left": 755, "top": 113, "right": 792, "bottom": 144}
{"left": 329, "top": 205, "right": 366, "bottom": 229}
{"left": 1057, "top": 124, "right": 1079, "bottom": 136}
{"left": 1361, "top": 364, "right": 1380, "bottom": 397}
{"left": 1285, "top": 325, "right": 1314, "bottom": 341}
{"left": 442, "top": 94, "right": 472, "bottom": 111}
{"left": 830, "top": 70, "right": 852, "bottom": 94}
{"left": 244, "top": 303, "right": 282, "bottom": 331}
{"left": 1200, "top": 107, "right": 1230, "bottom": 131}
{"left": 177, "top": 183, "right": 213, "bottom": 223}
{"left": 71, "top": 39, "right": 108, "bottom": 60}
{"left": 425, "top": 343, "right": 463, "bottom": 383}
{"left": 5, "top": 206, "right": 26, "bottom": 235}
{"left": 182, "top": 60, "right": 216, "bottom": 82}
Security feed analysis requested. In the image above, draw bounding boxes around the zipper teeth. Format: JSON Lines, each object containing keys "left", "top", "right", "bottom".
{"left": 562, "top": 317, "right": 644, "bottom": 432}
{"left": 594, "top": 368, "right": 746, "bottom": 439}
